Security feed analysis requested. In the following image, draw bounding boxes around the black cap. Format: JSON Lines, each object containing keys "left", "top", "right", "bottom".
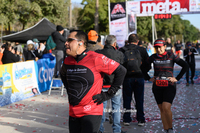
{"left": 56, "top": 25, "right": 64, "bottom": 31}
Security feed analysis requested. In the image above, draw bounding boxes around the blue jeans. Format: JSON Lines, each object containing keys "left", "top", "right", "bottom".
{"left": 123, "top": 78, "right": 145, "bottom": 123}
{"left": 99, "top": 88, "right": 122, "bottom": 133}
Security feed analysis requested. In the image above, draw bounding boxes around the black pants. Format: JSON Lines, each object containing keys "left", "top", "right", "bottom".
{"left": 186, "top": 62, "right": 195, "bottom": 83}
{"left": 69, "top": 115, "right": 102, "bottom": 133}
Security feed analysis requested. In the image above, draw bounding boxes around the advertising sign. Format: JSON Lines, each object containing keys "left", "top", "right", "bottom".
{"left": 127, "top": 0, "right": 200, "bottom": 17}
{"left": 0, "top": 61, "right": 39, "bottom": 107}
{"left": 109, "top": 2, "right": 127, "bottom": 47}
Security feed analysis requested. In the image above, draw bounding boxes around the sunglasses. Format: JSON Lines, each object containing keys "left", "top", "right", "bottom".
{"left": 66, "top": 38, "right": 80, "bottom": 43}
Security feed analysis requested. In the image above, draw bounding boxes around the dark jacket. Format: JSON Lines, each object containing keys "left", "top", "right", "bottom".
{"left": 2, "top": 50, "right": 20, "bottom": 64}
{"left": 96, "top": 45, "right": 124, "bottom": 85}
{"left": 52, "top": 31, "right": 66, "bottom": 50}
{"left": 183, "top": 47, "right": 198, "bottom": 64}
{"left": 119, "top": 44, "right": 150, "bottom": 79}
{"left": 24, "top": 50, "right": 43, "bottom": 61}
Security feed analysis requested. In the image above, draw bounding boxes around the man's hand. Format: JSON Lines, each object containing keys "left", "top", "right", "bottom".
{"left": 92, "top": 92, "right": 113, "bottom": 105}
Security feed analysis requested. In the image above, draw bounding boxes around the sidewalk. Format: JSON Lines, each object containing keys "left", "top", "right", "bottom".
{"left": 0, "top": 83, "right": 200, "bottom": 133}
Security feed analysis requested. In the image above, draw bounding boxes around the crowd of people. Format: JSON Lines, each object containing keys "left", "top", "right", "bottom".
{"left": 59, "top": 29, "right": 192, "bottom": 133}
{"left": 1, "top": 27, "right": 200, "bottom": 133}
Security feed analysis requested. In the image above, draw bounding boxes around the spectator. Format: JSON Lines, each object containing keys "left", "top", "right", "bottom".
{"left": 60, "top": 30, "right": 126, "bottom": 133}
{"left": 2, "top": 42, "right": 20, "bottom": 64}
{"left": 51, "top": 25, "right": 66, "bottom": 78}
{"left": 96, "top": 35, "right": 126, "bottom": 133}
{"left": 183, "top": 42, "right": 199, "bottom": 86}
{"left": 33, "top": 38, "right": 40, "bottom": 50}
{"left": 87, "top": 30, "right": 103, "bottom": 51}
{"left": 120, "top": 34, "right": 149, "bottom": 127}
{"left": 24, "top": 40, "right": 42, "bottom": 61}
{"left": 0, "top": 47, "right": 5, "bottom": 65}
{"left": 14, "top": 42, "right": 24, "bottom": 61}
{"left": 42, "top": 48, "right": 55, "bottom": 61}
{"left": 97, "top": 35, "right": 104, "bottom": 49}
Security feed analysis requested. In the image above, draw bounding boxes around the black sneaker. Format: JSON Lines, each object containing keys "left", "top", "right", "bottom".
{"left": 138, "top": 120, "right": 145, "bottom": 126}
{"left": 191, "top": 79, "right": 194, "bottom": 84}
{"left": 121, "top": 130, "right": 127, "bottom": 133}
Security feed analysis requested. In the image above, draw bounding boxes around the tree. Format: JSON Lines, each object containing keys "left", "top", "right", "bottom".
{"left": 78, "top": 0, "right": 124, "bottom": 34}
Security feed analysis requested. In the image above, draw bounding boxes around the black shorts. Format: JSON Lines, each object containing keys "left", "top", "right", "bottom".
{"left": 152, "top": 84, "right": 176, "bottom": 104}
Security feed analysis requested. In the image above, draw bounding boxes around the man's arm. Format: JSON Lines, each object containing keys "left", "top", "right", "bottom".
{"left": 92, "top": 65, "right": 126, "bottom": 105}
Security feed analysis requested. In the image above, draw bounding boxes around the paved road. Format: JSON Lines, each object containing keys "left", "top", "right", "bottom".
{"left": 0, "top": 83, "right": 200, "bottom": 133}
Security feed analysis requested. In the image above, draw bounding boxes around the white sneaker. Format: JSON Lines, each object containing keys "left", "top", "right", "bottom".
{"left": 123, "top": 122, "right": 130, "bottom": 126}
{"left": 138, "top": 121, "right": 145, "bottom": 126}
{"left": 168, "top": 129, "right": 175, "bottom": 133}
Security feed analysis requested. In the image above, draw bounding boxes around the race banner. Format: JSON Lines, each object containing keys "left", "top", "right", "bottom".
{"left": 127, "top": 2, "right": 137, "bottom": 35}
{"left": 127, "top": 0, "right": 200, "bottom": 17}
{"left": 109, "top": 2, "right": 127, "bottom": 47}
{"left": 0, "top": 61, "right": 39, "bottom": 107}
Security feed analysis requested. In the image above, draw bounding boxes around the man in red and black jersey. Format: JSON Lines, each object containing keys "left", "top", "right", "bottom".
{"left": 60, "top": 30, "right": 126, "bottom": 133}
{"left": 146, "top": 39, "right": 188, "bottom": 133}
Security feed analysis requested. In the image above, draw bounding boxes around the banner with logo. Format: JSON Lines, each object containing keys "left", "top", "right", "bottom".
{"left": 127, "top": 0, "right": 200, "bottom": 17}
{"left": 36, "top": 58, "right": 56, "bottom": 93}
{"left": 127, "top": 2, "right": 137, "bottom": 35}
{"left": 109, "top": 2, "right": 127, "bottom": 47}
{"left": 0, "top": 61, "right": 39, "bottom": 107}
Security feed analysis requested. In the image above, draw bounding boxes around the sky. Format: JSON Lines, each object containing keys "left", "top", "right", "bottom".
{"left": 72, "top": 0, "right": 200, "bottom": 30}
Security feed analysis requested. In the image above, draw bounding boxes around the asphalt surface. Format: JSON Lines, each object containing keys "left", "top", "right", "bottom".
{"left": 0, "top": 55, "right": 200, "bottom": 133}
{"left": 0, "top": 82, "right": 200, "bottom": 133}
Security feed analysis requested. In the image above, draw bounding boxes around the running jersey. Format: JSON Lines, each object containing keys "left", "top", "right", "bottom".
{"left": 147, "top": 52, "right": 180, "bottom": 78}
{"left": 174, "top": 43, "right": 182, "bottom": 51}
{"left": 165, "top": 43, "right": 173, "bottom": 53}
{"left": 61, "top": 50, "right": 119, "bottom": 117}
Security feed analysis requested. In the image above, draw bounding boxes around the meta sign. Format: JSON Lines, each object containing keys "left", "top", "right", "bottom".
{"left": 128, "top": 0, "right": 200, "bottom": 16}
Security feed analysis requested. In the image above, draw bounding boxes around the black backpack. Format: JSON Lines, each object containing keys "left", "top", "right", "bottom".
{"left": 122, "top": 46, "right": 142, "bottom": 75}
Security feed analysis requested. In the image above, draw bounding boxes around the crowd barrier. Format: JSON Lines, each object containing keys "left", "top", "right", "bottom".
{"left": 1, "top": 58, "right": 200, "bottom": 107}
{"left": 0, "top": 58, "right": 62, "bottom": 107}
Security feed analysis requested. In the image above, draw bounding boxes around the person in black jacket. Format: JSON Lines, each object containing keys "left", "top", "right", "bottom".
{"left": 2, "top": 42, "right": 20, "bottom": 64}
{"left": 183, "top": 42, "right": 199, "bottom": 86}
{"left": 119, "top": 34, "right": 149, "bottom": 127}
{"left": 52, "top": 25, "right": 66, "bottom": 78}
{"left": 96, "top": 35, "right": 126, "bottom": 133}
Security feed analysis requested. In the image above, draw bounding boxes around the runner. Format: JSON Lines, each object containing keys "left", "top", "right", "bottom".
{"left": 60, "top": 30, "right": 126, "bottom": 133}
{"left": 146, "top": 39, "right": 188, "bottom": 133}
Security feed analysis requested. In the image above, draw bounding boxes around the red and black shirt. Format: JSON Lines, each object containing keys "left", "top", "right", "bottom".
{"left": 60, "top": 50, "right": 119, "bottom": 117}
{"left": 146, "top": 52, "right": 188, "bottom": 84}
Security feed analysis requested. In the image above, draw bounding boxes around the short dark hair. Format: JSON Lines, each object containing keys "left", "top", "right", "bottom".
{"left": 3, "top": 42, "right": 11, "bottom": 51}
{"left": 97, "top": 35, "right": 101, "bottom": 43}
{"left": 71, "top": 30, "right": 88, "bottom": 46}
{"left": 128, "top": 34, "right": 138, "bottom": 43}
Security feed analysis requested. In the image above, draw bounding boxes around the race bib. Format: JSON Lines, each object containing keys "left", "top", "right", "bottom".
{"left": 156, "top": 80, "right": 168, "bottom": 87}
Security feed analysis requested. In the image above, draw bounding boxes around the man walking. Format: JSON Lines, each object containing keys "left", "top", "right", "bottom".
{"left": 96, "top": 35, "right": 126, "bottom": 133}
{"left": 120, "top": 34, "right": 149, "bottom": 126}
{"left": 60, "top": 30, "right": 126, "bottom": 133}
